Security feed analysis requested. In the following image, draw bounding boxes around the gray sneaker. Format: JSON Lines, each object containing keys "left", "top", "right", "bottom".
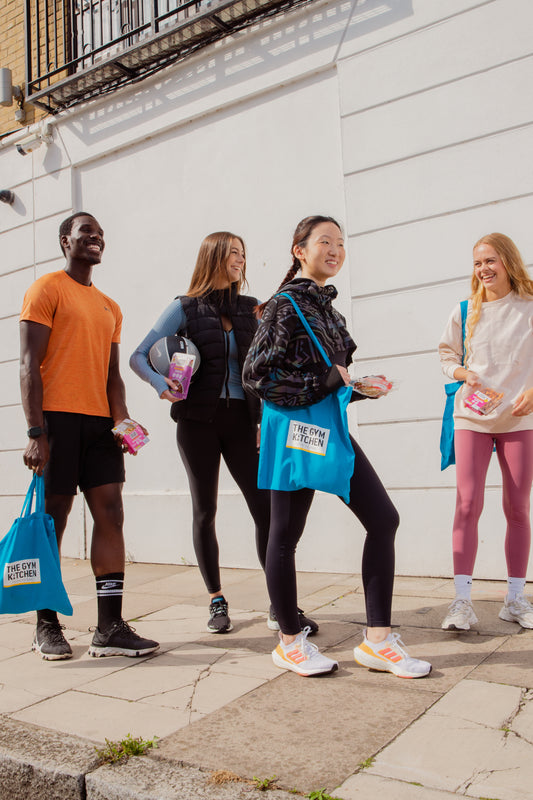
{"left": 32, "top": 619, "right": 73, "bottom": 660}
{"left": 442, "top": 598, "right": 478, "bottom": 631}
{"left": 499, "top": 596, "right": 533, "bottom": 628}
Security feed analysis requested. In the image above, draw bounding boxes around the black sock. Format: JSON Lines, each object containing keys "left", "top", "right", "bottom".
{"left": 96, "top": 572, "right": 124, "bottom": 632}
{"left": 37, "top": 609, "right": 58, "bottom": 625}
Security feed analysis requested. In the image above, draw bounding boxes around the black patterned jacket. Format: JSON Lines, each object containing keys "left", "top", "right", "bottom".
{"left": 242, "top": 278, "right": 356, "bottom": 407}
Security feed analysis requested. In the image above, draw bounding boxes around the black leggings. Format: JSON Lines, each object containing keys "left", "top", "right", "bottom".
{"left": 176, "top": 400, "right": 270, "bottom": 594}
{"left": 266, "top": 436, "right": 399, "bottom": 634}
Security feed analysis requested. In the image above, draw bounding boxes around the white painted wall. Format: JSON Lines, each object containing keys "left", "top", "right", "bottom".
{"left": 1, "top": 0, "right": 532, "bottom": 579}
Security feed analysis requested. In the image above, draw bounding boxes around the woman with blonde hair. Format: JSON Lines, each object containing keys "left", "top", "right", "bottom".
{"left": 131, "top": 232, "right": 316, "bottom": 635}
{"left": 439, "top": 233, "right": 533, "bottom": 631}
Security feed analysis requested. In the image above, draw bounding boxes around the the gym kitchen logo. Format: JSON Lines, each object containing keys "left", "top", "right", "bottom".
{"left": 3, "top": 559, "right": 41, "bottom": 587}
{"left": 286, "top": 421, "right": 330, "bottom": 455}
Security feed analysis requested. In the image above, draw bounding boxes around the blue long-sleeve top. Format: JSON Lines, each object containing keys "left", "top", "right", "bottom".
{"left": 129, "top": 298, "right": 246, "bottom": 400}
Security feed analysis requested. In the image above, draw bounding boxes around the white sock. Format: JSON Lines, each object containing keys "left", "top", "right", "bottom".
{"left": 454, "top": 575, "right": 473, "bottom": 601}
{"left": 506, "top": 577, "right": 526, "bottom": 603}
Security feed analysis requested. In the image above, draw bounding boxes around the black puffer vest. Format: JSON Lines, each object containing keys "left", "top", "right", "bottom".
{"left": 170, "top": 288, "right": 260, "bottom": 427}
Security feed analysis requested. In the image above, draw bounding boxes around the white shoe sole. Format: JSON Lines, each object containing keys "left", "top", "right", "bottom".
{"left": 353, "top": 648, "right": 431, "bottom": 679}
{"left": 32, "top": 641, "right": 72, "bottom": 660}
{"left": 498, "top": 608, "right": 533, "bottom": 628}
{"left": 267, "top": 617, "right": 280, "bottom": 631}
{"left": 88, "top": 644, "right": 160, "bottom": 658}
{"left": 441, "top": 619, "right": 474, "bottom": 631}
{"left": 272, "top": 649, "right": 338, "bottom": 677}
{"left": 206, "top": 622, "right": 233, "bottom": 633}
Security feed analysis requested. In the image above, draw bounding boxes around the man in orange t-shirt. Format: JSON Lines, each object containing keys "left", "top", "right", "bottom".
{"left": 20, "top": 212, "right": 159, "bottom": 661}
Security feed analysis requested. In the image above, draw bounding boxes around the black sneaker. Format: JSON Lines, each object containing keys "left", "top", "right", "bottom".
{"left": 207, "top": 596, "right": 233, "bottom": 633}
{"left": 267, "top": 605, "right": 319, "bottom": 635}
{"left": 32, "top": 619, "right": 73, "bottom": 660}
{"left": 88, "top": 619, "right": 159, "bottom": 658}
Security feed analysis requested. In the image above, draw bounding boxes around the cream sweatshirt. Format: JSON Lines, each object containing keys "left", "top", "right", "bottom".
{"left": 439, "top": 292, "right": 533, "bottom": 433}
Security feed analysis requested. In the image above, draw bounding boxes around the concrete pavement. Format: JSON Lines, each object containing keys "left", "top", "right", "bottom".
{"left": 0, "top": 559, "right": 532, "bottom": 799}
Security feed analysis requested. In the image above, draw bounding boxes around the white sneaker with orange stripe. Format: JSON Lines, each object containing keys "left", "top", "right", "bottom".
{"left": 354, "top": 631, "right": 431, "bottom": 679}
{"left": 272, "top": 626, "right": 338, "bottom": 677}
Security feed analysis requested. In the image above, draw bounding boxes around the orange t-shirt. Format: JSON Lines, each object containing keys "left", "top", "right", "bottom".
{"left": 20, "top": 270, "right": 122, "bottom": 417}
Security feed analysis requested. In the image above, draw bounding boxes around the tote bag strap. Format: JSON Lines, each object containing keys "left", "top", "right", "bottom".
{"left": 20, "top": 473, "right": 39, "bottom": 518}
{"left": 278, "top": 292, "right": 332, "bottom": 368}
{"left": 459, "top": 299, "right": 468, "bottom": 366}
{"left": 34, "top": 474, "right": 46, "bottom": 514}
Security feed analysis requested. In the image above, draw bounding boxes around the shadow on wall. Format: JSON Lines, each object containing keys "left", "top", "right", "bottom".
{"left": 66, "top": 0, "right": 413, "bottom": 147}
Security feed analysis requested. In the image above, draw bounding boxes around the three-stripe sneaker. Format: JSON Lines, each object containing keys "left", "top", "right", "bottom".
{"left": 272, "top": 626, "right": 338, "bottom": 677}
{"left": 354, "top": 631, "right": 431, "bottom": 679}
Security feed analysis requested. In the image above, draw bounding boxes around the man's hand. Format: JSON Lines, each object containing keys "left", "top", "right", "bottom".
{"left": 23, "top": 435, "right": 49, "bottom": 476}
{"left": 112, "top": 418, "right": 149, "bottom": 455}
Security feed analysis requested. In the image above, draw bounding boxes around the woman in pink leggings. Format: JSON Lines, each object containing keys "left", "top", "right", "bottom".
{"left": 439, "top": 233, "right": 533, "bottom": 631}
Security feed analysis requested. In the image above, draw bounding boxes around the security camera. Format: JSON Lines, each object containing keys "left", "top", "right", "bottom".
{"left": 14, "top": 123, "right": 53, "bottom": 156}
{"left": 0, "top": 190, "right": 15, "bottom": 204}
{"left": 15, "top": 133, "right": 44, "bottom": 156}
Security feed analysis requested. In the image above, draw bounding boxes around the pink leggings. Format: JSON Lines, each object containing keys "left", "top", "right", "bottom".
{"left": 453, "top": 429, "right": 533, "bottom": 578}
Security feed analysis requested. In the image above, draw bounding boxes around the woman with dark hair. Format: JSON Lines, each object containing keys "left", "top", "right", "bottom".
{"left": 243, "top": 216, "right": 432, "bottom": 678}
{"left": 130, "top": 232, "right": 316, "bottom": 635}
{"left": 439, "top": 233, "right": 533, "bottom": 631}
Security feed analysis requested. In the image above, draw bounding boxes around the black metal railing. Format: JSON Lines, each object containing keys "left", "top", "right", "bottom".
{"left": 25, "top": 0, "right": 312, "bottom": 111}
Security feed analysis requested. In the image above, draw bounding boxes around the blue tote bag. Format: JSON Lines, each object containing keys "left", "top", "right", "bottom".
{"left": 440, "top": 300, "right": 468, "bottom": 470}
{"left": 258, "top": 293, "right": 355, "bottom": 503}
{"left": 0, "top": 474, "right": 73, "bottom": 615}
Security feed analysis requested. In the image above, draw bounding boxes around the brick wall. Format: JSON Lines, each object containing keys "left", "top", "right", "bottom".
{"left": 0, "top": 0, "right": 46, "bottom": 135}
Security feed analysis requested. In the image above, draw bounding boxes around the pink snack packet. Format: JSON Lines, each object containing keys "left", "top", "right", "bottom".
{"left": 350, "top": 375, "right": 393, "bottom": 398}
{"left": 112, "top": 418, "right": 149, "bottom": 454}
{"left": 169, "top": 352, "right": 196, "bottom": 399}
{"left": 464, "top": 387, "right": 503, "bottom": 415}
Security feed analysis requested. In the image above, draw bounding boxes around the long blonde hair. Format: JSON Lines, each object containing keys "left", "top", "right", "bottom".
{"left": 465, "top": 233, "right": 533, "bottom": 364}
{"left": 187, "top": 232, "right": 247, "bottom": 297}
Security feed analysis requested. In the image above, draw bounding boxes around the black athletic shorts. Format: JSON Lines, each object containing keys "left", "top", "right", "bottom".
{"left": 43, "top": 411, "right": 125, "bottom": 495}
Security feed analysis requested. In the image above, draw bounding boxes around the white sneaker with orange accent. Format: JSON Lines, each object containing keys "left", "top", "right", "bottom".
{"left": 272, "top": 626, "right": 338, "bottom": 677}
{"left": 354, "top": 631, "right": 431, "bottom": 679}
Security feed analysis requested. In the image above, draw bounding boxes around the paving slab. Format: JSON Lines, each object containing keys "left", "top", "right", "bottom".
{"left": 0, "top": 684, "right": 46, "bottom": 714}
{"left": 426, "top": 677, "right": 523, "bottom": 728}
{"left": 12, "top": 689, "right": 187, "bottom": 742}
{"left": 337, "top": 772, "right": 461, "bottom": 799}
{"left": 368, "top": 713, "right": 505, "bottom": 793}
{"left": 0, "top": 621, "right": 44, "bottom": 661}
{"left": 1, "top": 560, "right": 533, "bottom": 800}
{"left": 469, "top": 628, "right": 533, "bottom": 688}
{"left": 511, "top": 688, "right": 533, "bottom": 742}
{"left": 158, "top": 660, "right": 441, "bottom": 793}
{"left": 463, "top": 733, "right": 533, "bottom": 800}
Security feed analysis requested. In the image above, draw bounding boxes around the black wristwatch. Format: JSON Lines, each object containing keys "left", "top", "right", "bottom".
{"left": 27, "top": 426, "right": 43, "bottom": 438}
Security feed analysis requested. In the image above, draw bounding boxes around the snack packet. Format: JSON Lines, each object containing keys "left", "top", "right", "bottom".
{"left": 464, "top": 387, "right": 503, "bottom": 415}
{"left": 112, "top": 419, "right": 149, "bottom": 454}
{"left": 169, "top": 352, "right": 196, "bottom": 399}
{"left": 350, "top": 375, "right": 393, "bottom": 398}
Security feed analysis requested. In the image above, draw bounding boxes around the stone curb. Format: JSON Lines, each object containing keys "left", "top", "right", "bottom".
{"left": 0, "top": 715, "right": 301, "bottom": 800}
{"left": 0, "top": 716, "right": 98, "bottom": 800}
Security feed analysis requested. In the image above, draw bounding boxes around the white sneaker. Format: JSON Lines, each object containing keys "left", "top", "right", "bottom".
{"left": 354, "top": 631, "right": 431, "bottom": 679}
{"left": 499, "top": 596, "right": 533, "bottom": 628}
{"left": 442, "top": 598, "right": 478, "bottom": 631}
{"left": 272, "top": 627, "right": 338, "bottom": 677}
